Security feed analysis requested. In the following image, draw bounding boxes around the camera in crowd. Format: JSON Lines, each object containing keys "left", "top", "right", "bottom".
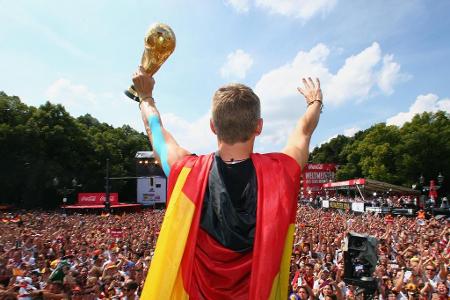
{"left": 343, "top": 232, "right": 379, "bottom": 293}
{"left": 351, "top": 256, "right": 372, "bottom": 279}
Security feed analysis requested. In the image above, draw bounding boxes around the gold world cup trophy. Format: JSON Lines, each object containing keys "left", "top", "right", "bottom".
{"left": 124, "top": 23, "right": 176, "bottom": 102}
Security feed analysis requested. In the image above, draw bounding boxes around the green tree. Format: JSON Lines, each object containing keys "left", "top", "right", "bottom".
{"left": 0, "top": 92, "right": 150, "bottom": 208}
{"left": 310, "top": 134, "right": 352, "bottom": 164}
{"left": 309, "top": 110, "right": 449, "bottom": 198}
{"left": 395, "top": 111, "right": 450, "bottom": 193}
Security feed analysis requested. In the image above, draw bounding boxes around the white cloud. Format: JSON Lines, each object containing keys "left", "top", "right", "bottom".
{"left": 377, "top": 54, "right": 410, "bottom": 95}
{"left": 220, "top": 49, "right": 254, "bottom": 80}
{"left": 326, "top": 42, "right": 381, "bottom": 105}
{"left": 254, "top": 43, "right": 331, "bottom": 120}
{"left": 46, "top": 79, "right": 97, "bottom": 110}
{"left": 386, "top": 94, "right": 450, "bottom": 126}
{"left": 258, "top": 119, "right": 294, "bottom": 147}
{"left": 255, "top": 42, "right": 406, "bottom": 113}
{"left": 225, "top": 0, "right": 251, "bottom": 12}
{"left": 226, "top": 0, "right": 337, "bottom": 20}
{"left": 162, "top": 112, "right": 217, "bottom": 154}
{"left": 254, "top": 42, "right": 408, "bottom": 149}
{"left": 45, "top": 78, "right": 141, "bottom": 131}
{"left": 343, "top": 127, "right": 360, "bottom": 137}
{"left": 255, "top": 0, "right": 337, "bottom": 20}
{"left": 60, "top": 42, "right": 403, "bottom": 155}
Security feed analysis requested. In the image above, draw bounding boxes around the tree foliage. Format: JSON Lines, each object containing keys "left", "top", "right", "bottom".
{"left": 2, "top": 90, "right": 449, "bottom": 207}
{"left": 0, "top": 92, "right": 149, "bottom": 208}
{"left": 310, "top": 111, "right": 449, "bottom": 196}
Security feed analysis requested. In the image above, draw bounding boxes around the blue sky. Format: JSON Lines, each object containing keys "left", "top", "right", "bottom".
{"left": 1, "top": 0, "right": 449, "bottom": 154}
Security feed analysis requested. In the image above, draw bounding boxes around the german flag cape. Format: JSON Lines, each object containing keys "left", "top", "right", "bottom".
{"left": 141, "top": 153, "right": 300, "bottom": 299}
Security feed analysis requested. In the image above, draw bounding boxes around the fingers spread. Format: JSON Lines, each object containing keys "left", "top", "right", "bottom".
{"left": 308, "top": 77, "right": 315, "bottom": 89}
{"left": 302, "top": 78, "right": 310, "bottom": 89}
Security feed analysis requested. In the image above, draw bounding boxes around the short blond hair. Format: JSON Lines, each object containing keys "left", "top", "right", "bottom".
{"left": 211, "top": 83, "right": 260, "bottom": 144}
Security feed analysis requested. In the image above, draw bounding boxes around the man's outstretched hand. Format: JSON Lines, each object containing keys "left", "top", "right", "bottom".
{"left": 132, "top": 66, "right": 155, "bottom": 100}
{"left": 297, "top": 77, "right": 322, "bottom": 105}
{"left": 282, "top": 77, "right": 322, "bottom": 169}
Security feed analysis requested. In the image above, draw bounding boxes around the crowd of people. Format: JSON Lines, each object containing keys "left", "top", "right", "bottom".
{"left": 0, "top": 210, "right": 164, "bottom": 299}
{"left": 290, "top": 206, "right": 449, "bottom": 300}
{"left": 0, "top": 206, "right": 448, "bottom": 299}
{"left": 303, "top": 194, "right": 450, "bottom": 210}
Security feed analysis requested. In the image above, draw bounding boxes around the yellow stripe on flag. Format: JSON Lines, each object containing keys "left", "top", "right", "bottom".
{"left": 141, "top": 167, "right": 193, "bottom": 299}
{"left": 170, "top": 268, "right": 190, "bottom": 299}
{"left": 268, "top": 224, "right": 295, "bottom": 300}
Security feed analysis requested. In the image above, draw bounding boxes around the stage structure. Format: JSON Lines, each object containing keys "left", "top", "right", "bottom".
{"left": 322, "top": 178, "right": 419, "bottom": 201}
{"left": 135, "top": 151, "right": 167, "bottom": 206}
{"left": 321, "top": 178, "right": 421, "bottom": 216}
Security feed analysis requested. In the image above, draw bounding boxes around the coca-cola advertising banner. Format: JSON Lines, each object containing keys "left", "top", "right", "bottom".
{"left": 302, "top": 163, "right": 336, "bottom": 194}
{"left": 77, "top": 193, "right": 119, "bottom": 205}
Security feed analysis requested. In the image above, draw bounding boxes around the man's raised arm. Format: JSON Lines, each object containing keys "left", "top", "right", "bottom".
{"left": 282, "top": 77, "right": 322, "bottom": 169}
{"left": 132, "top": 67, "right": 191, "bottom": 176}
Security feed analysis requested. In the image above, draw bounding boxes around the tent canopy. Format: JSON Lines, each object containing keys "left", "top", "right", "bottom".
{"left": 323, "top": 178, "right": 419, "bottom": 194}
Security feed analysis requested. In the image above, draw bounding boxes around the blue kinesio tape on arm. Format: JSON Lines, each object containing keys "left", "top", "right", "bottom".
{"left": 148, "top": 115, "right": 170, "bottom": 176}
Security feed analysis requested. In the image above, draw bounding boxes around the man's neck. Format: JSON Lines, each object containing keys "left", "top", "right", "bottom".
{"left": 217, "top": 139, "right": 255, "bottom": 163}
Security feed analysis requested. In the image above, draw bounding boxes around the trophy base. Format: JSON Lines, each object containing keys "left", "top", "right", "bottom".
{"left": 124, "top": 85, "right": 140, "bottom": 102}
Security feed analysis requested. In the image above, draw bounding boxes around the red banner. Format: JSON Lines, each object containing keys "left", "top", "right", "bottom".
{"left": 77, "top": 193, "right": 119, "bottom": 205}
{"left": 110, "top": 228, "right": 123, "bottom": 238}
{"left": 301, "top": 163, "right": 336, "bottom": 196}
{"left": 322, "top": 178, "right": 366, "bottom": 188}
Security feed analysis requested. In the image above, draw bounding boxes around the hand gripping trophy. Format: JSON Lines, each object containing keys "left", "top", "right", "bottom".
{"left": 124, "top": 23, "right": 176, "bottom": 102}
